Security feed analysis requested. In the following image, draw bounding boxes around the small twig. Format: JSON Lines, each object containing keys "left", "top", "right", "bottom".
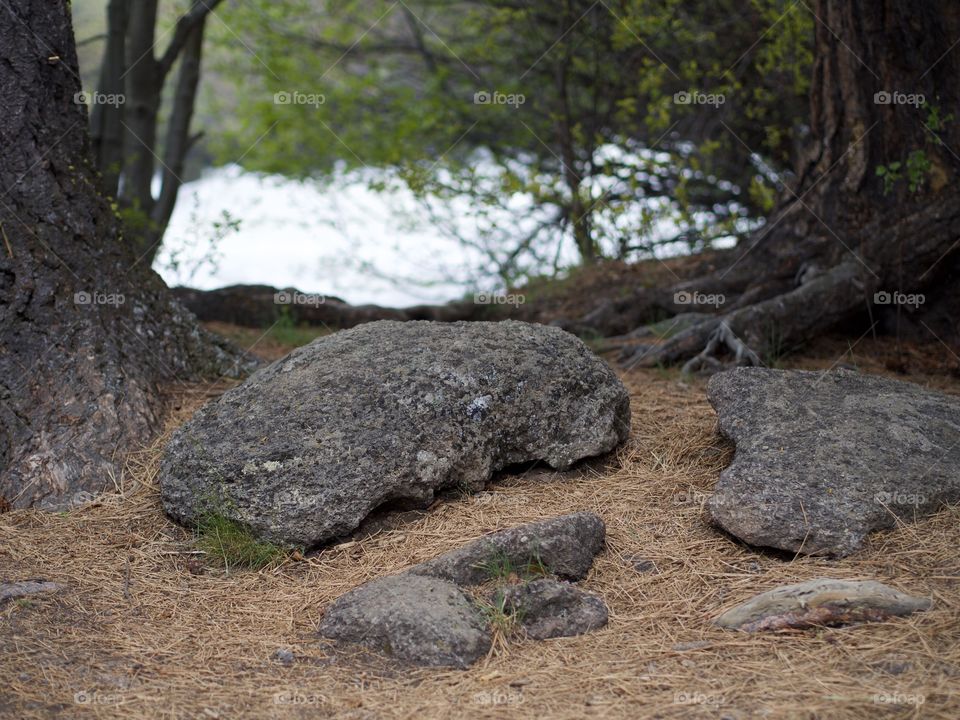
{"left": 77, "top": 33, "right": 107, "bottom": 48}
{"left": 123, "top": 555, "right": 131, "bottom": 601}
{"left": 1, "top": 222, "right": 13, "bottom": 258}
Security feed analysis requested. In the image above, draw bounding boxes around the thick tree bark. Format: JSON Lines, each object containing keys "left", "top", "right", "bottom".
{"left": 608, "top": 0, "right": 960, "bottom": 368}
{"left": 0, "top": 0, "right": 254, "bottom": 510}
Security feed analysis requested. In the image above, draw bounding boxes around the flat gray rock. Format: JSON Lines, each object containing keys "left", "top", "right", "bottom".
{"left": 159, "top": 320, "right": 629, "bottom": 548}
{"left": 409, "top": 512, "right": 605, "bottom": 585}
{"left": 0, "top": 580, "right": 62, "bottom": 604}
{"left": 502, "top": 579, "right": 608, "bottom": 639}
{"left": 318, "top": 574, "right": 491, "bottom": 668}
{"left": 715, "top": 578, "right": 931, "bottom": 631}
{"left": 707, "top": 368, "right": 960, "bottom": 556}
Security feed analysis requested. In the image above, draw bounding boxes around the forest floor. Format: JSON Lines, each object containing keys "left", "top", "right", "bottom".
{"left": 1, "top": 325, "right": 958, "bottom": 720}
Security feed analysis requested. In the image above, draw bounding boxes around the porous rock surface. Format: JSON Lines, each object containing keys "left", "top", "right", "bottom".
{"left": 318, "top": 574, "right": 491, "bottom": 668}
{"left": 502, "top": 578, "right": 609, "bottom": 639}
{"left": 706, "top": 368, "right": 960, "bottom": 556}
{"left": 319, "top": 512, "right": 607, "bottom": 667}
{"left": 409, "top": 512, "right": 606, "bottom": 585}
{"left": 159, "top": 320, "right": 630, "bottom": 548}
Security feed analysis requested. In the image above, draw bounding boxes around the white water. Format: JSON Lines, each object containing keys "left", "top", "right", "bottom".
{"left": 156, "top": 166, "right": 490, "bottom": 307}
{"left": 157, "top": 163, "right": 740, "bottom": 308}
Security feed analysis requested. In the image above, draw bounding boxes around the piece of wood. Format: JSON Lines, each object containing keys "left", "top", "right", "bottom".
{"left": 715, "top": 578, "right": 931, "bottom": 632}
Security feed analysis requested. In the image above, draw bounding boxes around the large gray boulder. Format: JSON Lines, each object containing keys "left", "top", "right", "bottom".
{"left": 707, "top": 368, "right": 960, "bottom": 556}
{"left": 318, "top": 574, "right": 491, "bottom": 668}
{"left": 159, "top": 321, "right": 629, "bottom": 548}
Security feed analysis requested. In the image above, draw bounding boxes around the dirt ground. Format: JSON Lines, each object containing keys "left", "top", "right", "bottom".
{"left": 1, "top": 328, "right": 958, "bottom": 719}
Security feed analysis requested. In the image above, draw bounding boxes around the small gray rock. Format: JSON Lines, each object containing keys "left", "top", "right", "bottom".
{"left": 272, "top": 648, "right": 295, "bottom": 666}
{"left": 0, "top": 580, "right": 62, "bottom": 604}
{"left": 624, "top": 555, "right": 658, "bottom": 573}
{"left": 707, "top": 368, "right": 960, "bottom": 556}
{"left": 318, "top": 574, "right": 491, "bottom": 668}
{"left": 671, "top": 640, "right": 713, "bottom": 651}
{"left": 159, "top": 321, "right": 630, "bottom": 548}
{"left": 502, "top": 579, "right": 608, "bottom": 639}
{"left": 408, "top": 512, "right": 605, "bottom": 585}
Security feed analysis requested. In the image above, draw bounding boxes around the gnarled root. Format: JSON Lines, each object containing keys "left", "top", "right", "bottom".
{"left": 618, "top": 262, "right": 870, "bottom": 373}
{"left": 680, "top": 321, "right": 762, "bottom": 374}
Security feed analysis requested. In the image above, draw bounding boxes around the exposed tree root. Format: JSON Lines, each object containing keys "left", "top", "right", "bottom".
{"left": 680, "top": 322, "right": 762, "bottom": 374}
{"left": 616, "top": 262, "right": 870, "bottom": 373}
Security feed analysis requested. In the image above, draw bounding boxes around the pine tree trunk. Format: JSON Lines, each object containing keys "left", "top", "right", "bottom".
{"left": 0, "top": 0, "right": 254, "bottom": 509}
{"left": 607, "top": 0, "right": 960, "bottom": 368}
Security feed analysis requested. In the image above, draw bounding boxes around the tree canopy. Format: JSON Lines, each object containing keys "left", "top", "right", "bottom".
{"left": 215, "top": 0, "right": 813, "bottom": 282}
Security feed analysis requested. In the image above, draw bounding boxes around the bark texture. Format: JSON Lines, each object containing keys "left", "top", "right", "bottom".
{"left": 603, "top": 0, "right": 960, "bottom": 368}
{"left": 0, "top": 0, "right": 254, "bottom": 509}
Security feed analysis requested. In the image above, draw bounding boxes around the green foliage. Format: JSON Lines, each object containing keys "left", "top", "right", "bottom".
{"left": 206, "top": 315, "right": 332, "bottom": 353}
{"left": 905, "top": 150, "right": 931, "bottom": 193}
{"left": 925, "top": 102, "right": 954, "bottom": 133}
{"left": 748, "top": 176, "right": 777, "bottom": 213}
{"left": 195, "top": 512, "right": 289, "bottom": 571}
{"left": 875, "top": 162, "right": 902, "bottom": 196}
{"left": 760, "top": 320, "right": 787, "bottom": 368}
{"left": 271, "top": 308, "right": 332, "bottom": 348}
{"left": 161, "top": 204, "right": 241, "bottom": 282}
{"left": 877, "top": 151, "right": 931, "bottom": 195}
{"left": 117, "top": 203, "right": 154, "bottom": 243}
{"left": 474, "top": 550, "right": 549, "bottom": 583}
{"left": 875, "top": 101, "right": 951, "bottom": 196}
{"left": 216, "top": 0, "right": 812, "bottom": 278}
{"left": 579, "top": 328, "right": 607, "bottom": 354}
{"left": 475, "top": 589, "right": 524, "bottom": 637}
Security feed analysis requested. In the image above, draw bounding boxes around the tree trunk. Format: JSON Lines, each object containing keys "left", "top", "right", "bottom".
{"left": 0, "top": 0, "right": 254, "bottom": 510}
{"left": 608, "top": 0, "right": 960, "bottom": 368}
{"left": 89, "top": 0, "right": 128, "bottom": 195}
{"left": 120, "top": 0, "right": 162, "bottom": 239}
{"left": 150, "top": 16, "right": 207, "bottom": 259}
{"left": 90, "top": 0, "right": 223, "bottom": 267}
